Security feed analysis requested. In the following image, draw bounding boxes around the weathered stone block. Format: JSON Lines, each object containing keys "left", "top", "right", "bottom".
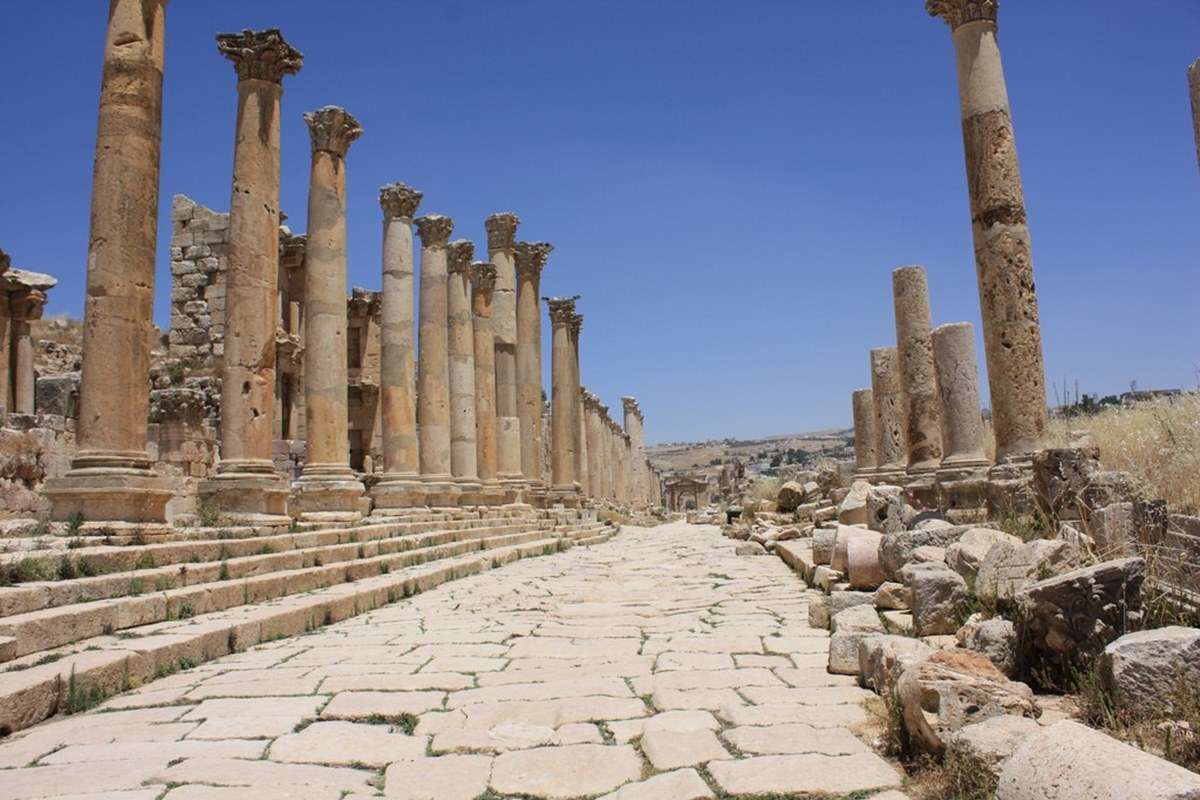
{"left": 910, "top": 568, "right": 968, "bottom": 636}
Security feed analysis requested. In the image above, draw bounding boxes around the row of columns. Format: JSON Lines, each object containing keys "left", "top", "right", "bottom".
{"left": 0, "top": 254, "right": 51, "bottom": 418}
{"left": 851, "top": 0, "right": 1052, "bottom": 485}
{"left": 46, "top": 6, "right": 657, "bottom": 530}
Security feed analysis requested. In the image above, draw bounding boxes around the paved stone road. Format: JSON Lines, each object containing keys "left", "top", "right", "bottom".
{"left": 0, "top": 523, "right": 903, "bottom": 800}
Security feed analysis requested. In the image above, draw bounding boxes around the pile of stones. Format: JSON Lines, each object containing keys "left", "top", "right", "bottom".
{"left": 721, "top": 448, "right": 1200, "bottom": 799}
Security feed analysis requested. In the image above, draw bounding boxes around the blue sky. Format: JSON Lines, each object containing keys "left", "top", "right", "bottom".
{"left": 2, "top": 2, "right": 1198, "bottom": 444}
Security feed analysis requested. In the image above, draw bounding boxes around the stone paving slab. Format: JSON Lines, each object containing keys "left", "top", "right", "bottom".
{"left": 0, "top": 523, "right": 903, "bottom": 799}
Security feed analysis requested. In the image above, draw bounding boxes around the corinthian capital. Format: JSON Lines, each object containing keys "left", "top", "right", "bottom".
{"left": 447, "top": 240, "right": 476, "bottom": 274}
{"left": 216, "top": 28, "right": 303, "bottom": 83}
{"left": 544, "top": 296, "right": 578, "bottom": 327}
{"left": 11, "top": 289, "right": 47, "bottom": 322}
{"left": 926, "top": 0, "right": 999, "bottom": 29}
{"left": 415, "top": 214, "right": 454, "bottom": 248}
{"left": 568, "top": 312, "right": 583, "bottom": 337}
{"left": 622, "top": 396, "right": 643, "bottom": 418}
{"left": 380, "top": 182, "right": 423, "bottom": 220}
{"left": 485, "top": 212, "right": 520, "bottom": 252}
{"left": 304, "top": 106, "right": 363, "bottom": 157}
{"left": 515, "top": 241, "right": 553, "bottom": 277}
{"left": 470, "top": 261, "right": 497, "bottom": 294}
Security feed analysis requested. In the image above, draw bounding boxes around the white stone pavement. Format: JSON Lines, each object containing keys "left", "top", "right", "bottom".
{"left": 0, "top": 523, "right": 903, "bottom": 800}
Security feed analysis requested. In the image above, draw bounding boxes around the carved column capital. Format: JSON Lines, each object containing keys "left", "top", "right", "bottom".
{"left": 514, "top": 241, "right": 553, "bottom": 276}
{"left": 380, "top": 182, "right": 423, "bottom": 220}
{"left": 622, "top": 396, "right": 643, "bottom": 418}
{"left": 216, "top": 28, "right": 303, "bottom": 83}
{"left": 304, "top": 106, "right": 363, "bottom": 157}
{"left": 470, "top": 261, "right": 497, "bottom": 294}
{"left": 10, "top": 289, "right": 47, "bottom": 322}
{"left": 545, "top": 296, "right": 578, "bottom": 327}
{"left": 447, "top": 240, "right": 476, "bottom": 275}
{"left": 279, "top": 231, "right": 306, "bottom": 271}
{"left": 926, "top": 0, "right": 999, "bottom": 29}
{"left": 415, "top": 214, "right": 454, "bottom": 248}
{"left": 568, "top": 312, "right": 583, "bottom": 337}
{"left": 485, "top": 212, "right": 520, "bottom": 252}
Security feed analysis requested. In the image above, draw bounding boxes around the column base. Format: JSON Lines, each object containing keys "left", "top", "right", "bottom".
{"left": 476, "top": 481, "right": 507, "bottom": 506}
{"left": 45, "top": 466, "right": 173, "bottom": 529}
{"left": 291, "top": 465, "right": 368, "bottom": 523}
{"left": 197, "top": 463, "right": 292, "bottom": 527}
{"left": 873, "top": 466, "right": 907, "bottom": 485}
{"left": 547, "top": 485, "right": 581, "bottom": 508}
{"left": 420, "top": 477, "right": 461, "bottom": 509}
{"left": 452, "top": 479, "right": 484, "bottom": 507}
{"left": 370, "top": 474, "right": 427, "bottom": 511}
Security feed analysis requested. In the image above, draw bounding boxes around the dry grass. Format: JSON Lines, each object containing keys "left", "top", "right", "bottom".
{"left": 1047, "top": 393, "right": 1200, "bottom": 515}
{"left": 750, "top": 477, "right": 783, "bottom": 502}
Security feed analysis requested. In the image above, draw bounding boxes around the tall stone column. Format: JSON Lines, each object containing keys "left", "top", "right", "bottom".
{"left": 1189, "top": 60, "right": 1200, "bottom": 172}
{"left": 471, "top": 261, "right": 502, "bottom": 502}
{"left": 932, "top": 322, "right": 989, "bottom": 469}
{"left": 546, "top": 297, "right": 579, "bottom": 505}
{"left": 569, "top": 313, "right": 585, "bottom": 493}
{"left": 447, "top": 241, "right": 481, "bottom": 501}
{"left": 851, "top": 389, "right": 878, "bottom": 478}
{"left": 415, "top": 214, "right": 457, "bottom": 506}
{"left": 515, "top": 242, "right": 553, "bottom": 491}
{"left": 10, "top": 290, "right": 45, "bottom": 415}
{"left": 928, "top": 0, "right": 1048, "bottom": 462}
{"left": 47, "top": 0, "right": 173, "bottom": 530}
{"left": 892, "top": 265, "right": 943, "bottom": 474}
{"left": 292, "top": 106, "right": 366, "bottom": 521}
{"left": 584, "top": 392, "right": 605, "bottom": 499}
{"left": 485, "top": 213, "right": 525, "bottom": 499}
{"left": 197, "top": 29, "right": 302, "bottom": 524}
{"left": 599, "top": 405, "right": 614, "bottom": 502}
{"left": 622, "top": 397, "right": 647, "bottom": 508}
{"left": 870, "top": 346, "right": 907, "bottom": 482}
{"left": 0, "top": 251, "right": 10, "bottom": 416}
{"left": 577, "top": 389, "right": 590, "bottom": 499}
{"left": 372, "top": 182, "right": 423, "bottom": 512}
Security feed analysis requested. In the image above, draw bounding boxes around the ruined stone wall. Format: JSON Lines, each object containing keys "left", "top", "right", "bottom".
{"left": 0, "top": 415, "right": 75, "bottom": 521}
{"left": 169, "top": 195, "right": 229, "bottom": 363}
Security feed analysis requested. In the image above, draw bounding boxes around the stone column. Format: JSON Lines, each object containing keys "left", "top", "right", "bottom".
{"left": 569, "top": 313, "right": 585, "bottom": 493}
{"left": 892, "top": 265, "right": 943, "bottom": 474}
{"left": 577, "top": 389, "right": 590, "bottom": 499}
{"left": 372, "top": 182, "right": 423, "bottom": 512}
{"left": 415, "top": 214, "right": 457, "bottom": 506}
{"left": 471, "top": 261, "right": 502, "bottom": 502}
{"left": 928, "top": 0, "right": 1048, "bottom": 462}
{"left": 292, "top": 106, "right": 366, "bottom": 522}
{"left": 932, "top": 322, "right": 989, "bottom": 469}
{"left": 584, "top": 392, "right": 605, "bottom": 500}
{"left": 870, "top": 346, "right": 907, "bottom": 481}
{"left": 851, "top": 388, "right": 878, "bottom": 478}
{"left": 546, "top": 296, "right": 579, "bottom": 505}
{"left": 447, "top": 240, "right": 481, "bottom": 502}
{"left": 46, "top": 0, "right": 174, "bottom": 530}
{"left": 1189, "top": 60, "right": 1200, "bottom": 172}
{"left": 485, "top": 213, "right": 525, "bottom": 499}
{"left": 622, "top": 397, "right": 647, "bottom": 508}
{"left": 197, "top": 29, "right": 302, "bottom": 524}
{"left": 621, "top": 434, "right": 633, "bottom": 506}
{"left": 10, "top": 290, "right": 45, "bottom": 415}
{"left": 515, "top": 242, "right": 553, "bottom": 491}
{"left": 598, "top": 405, "right": 613, "bottom": 502}
{"left": 0, "top": 251, "right": 10, "bottom": 416}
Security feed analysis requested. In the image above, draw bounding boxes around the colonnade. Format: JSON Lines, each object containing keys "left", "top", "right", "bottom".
{"left": 47, "top": 10, "right": 659, "bottom": 532}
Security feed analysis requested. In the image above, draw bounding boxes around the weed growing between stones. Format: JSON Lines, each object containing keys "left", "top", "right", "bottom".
{"left": 64, "top": 667, "right": 103, "bottom": 715}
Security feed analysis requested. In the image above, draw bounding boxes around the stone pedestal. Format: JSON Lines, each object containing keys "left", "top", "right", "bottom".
{"left": 415, "top": 214, "right": 458, "bottom": 507}
{"left": 485, "top": 213, "right": 526, "bottom": 502}
{"left": 515, "top": 242, "right": 552, "bottom": 496}
{"left": 47, "top": 0, "right": 174, "bottom": 533}
{"left": 291, "top": 106, "right": 367, "bottom": 522}
{"left": 198, "top": 29, "right": 302, "bottom": 526}
{"left": 929, "top": 0, "right": 1048, "bottom": 462}
{"left": 471, "top": 261, "right": 504, "bottom": 505}
{"left": 851, "top": 388, "right": 878, "bottom": 479}
{"left": 447, "top": 241, "right": 482, "bottom": 504}
{"left": 892, "top": 265, "right": 943, "bottom": 474}
{"left": 870, "top": 346, "right": 907, "bottom": 482}
{"left": 372, "top": 182, "right": 425, "bottom": 513}
{"left": 546, "top": 297, "right": 580, "bottom": 507}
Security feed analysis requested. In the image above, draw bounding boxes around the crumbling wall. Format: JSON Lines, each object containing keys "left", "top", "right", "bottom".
{"left": 169, "top": 195, "right": 229, "bottom": 363}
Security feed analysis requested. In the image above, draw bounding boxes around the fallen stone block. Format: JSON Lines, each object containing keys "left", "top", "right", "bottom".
{"left": 879, "top": 526, "right": 971, "bottom": 581}
{"left": 858, "top": 634, "right": 933, "bottom": 694}
{"left": 847, "top": 531, "right": 886, "bottom": 590}
{"left": 957, "top": 615, "right": 1018, "bottom": 677}
{"left": 945, "top": 715, "right": 1041, "bottom": 789}
{"left": 1101, "top": 626, "right": 1200, "bottom": 716}
{"left": 975, "top": 538, "right": 1080, "bottom": 606}
{"left": 996, "top": 720, "right": 1200, "bottom": 800}
{"left": 945, "top": 527, "right": 1021, "bottom": 582}
{"left": 910, "top": 568, "right": 968, "bottom": 637}
{"left": 873, "top": 581, "right": 911, "bottom": 611}
{"left": 829, "top": 605, "right": 884, "bottom": 675}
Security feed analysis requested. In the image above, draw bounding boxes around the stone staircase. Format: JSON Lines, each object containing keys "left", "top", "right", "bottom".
{"left": 0, "top": 509, "right": 615, "bottom": 736}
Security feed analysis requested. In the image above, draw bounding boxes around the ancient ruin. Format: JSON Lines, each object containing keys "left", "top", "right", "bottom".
{"left": 1, "top": 2, "right": 1197, "bottom": 798}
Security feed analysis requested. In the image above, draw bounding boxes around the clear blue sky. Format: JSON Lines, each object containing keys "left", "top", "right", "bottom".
{"left": 2, "top": 2, "right": 1198, "bottom": 445}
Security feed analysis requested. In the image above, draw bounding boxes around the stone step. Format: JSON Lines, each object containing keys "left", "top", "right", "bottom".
{"left": 0, "top": 526, "right": 550, "bottom": 659}
{"left": 0, "top": 529, "right": 589, "bottom": 737}
{"left": 0, "top": 517, "right": 544, "bottom": 618}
